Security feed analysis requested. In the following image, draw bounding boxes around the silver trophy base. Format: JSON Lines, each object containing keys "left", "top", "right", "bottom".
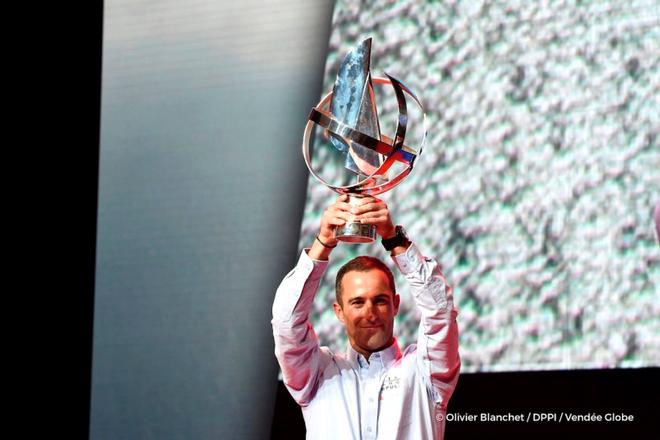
{"left": 334, "top": 194, "right": 376, "bottom": 243}
{"left": 335, "top": 222, "right": 376, "bottom": 243}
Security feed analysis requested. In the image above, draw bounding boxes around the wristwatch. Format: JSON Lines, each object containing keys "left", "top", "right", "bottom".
{"left": 381, "top": 225, "right": 410, "bottom": 251}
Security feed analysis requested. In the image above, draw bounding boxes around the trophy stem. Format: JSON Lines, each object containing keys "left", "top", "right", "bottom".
{"left": 334, "top": 194, "right": 377, "bottom": 243}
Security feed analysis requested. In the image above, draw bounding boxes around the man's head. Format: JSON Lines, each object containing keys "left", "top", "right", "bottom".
{"left": 333, "top": 256, "right": 400, "bottom": 359}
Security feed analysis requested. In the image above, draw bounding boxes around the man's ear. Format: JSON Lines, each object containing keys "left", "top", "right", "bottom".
{"left": 393, "top": 294, "right": 400, "bottom": 316}
{"left": 333, "top": 302, "right": 345, "bottom": 324}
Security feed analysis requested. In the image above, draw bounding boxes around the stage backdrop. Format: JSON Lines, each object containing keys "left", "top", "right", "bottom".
{"left": 299, "top": 0, "right": 659, "bottom": 372}
{"left": 90, "top": 1, "right": 334, "bottom": 439}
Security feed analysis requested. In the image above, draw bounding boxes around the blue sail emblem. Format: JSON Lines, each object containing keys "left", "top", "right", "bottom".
{"left": 330, "top": 38, "right": 384, "bottom": 177}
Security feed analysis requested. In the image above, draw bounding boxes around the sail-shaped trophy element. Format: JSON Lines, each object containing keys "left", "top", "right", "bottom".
{"left": 329, "top": 38, "right": 384, "bottom": 178}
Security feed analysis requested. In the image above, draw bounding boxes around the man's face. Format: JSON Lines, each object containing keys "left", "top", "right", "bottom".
{"left": 333, "top": 269, "right": 400, "bottom": 358}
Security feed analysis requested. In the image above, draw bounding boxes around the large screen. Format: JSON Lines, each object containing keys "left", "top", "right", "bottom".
{"left": 299, "top": 0, "right": 659, "bottom": 373}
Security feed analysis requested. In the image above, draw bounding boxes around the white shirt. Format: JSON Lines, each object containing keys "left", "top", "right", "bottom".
{"left": 272, "top": 243, "right": 460, "bottom": 439}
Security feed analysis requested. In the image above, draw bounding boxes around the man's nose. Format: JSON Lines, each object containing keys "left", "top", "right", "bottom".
{"left": 364, "top": 301, "right": 377, "bottom": 320}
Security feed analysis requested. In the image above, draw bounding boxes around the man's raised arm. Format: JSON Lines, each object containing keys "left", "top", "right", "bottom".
{"left": 355, "top": 198, "right": 461, "bottom": 409}
{"left": 393, "top": 243, "right": 460, "bottom": 409}
{"left": 271, "top": 195, "right": 352, "bottom": 405}
{"left": 353, "top": 195, "right": 460, "bottom": 406}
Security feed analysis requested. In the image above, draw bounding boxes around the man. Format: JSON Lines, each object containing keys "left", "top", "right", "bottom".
{"left": 272, "top": 194, "right": 460, "bottom": 439}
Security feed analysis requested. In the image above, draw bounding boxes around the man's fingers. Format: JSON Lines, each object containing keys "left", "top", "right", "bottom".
{"left": 328, "top": 207, "right": 352, "bottom": 221}
{"left": 327, "top": 217, "right": 346, "bottom": 226}
{"left": 322, "top": 208, "right": 351, "bottom": 230}
{"left": 359, "top": 215, "right": 388, "bottom": 224}
{"left": 333, "top": 202, "right": 353, "bottom": 213}
{"left": 352, "top": 202, "right": 387, "bottom": 215}
{"left": 356, "top": 208, "right": 388, "bottom": 218}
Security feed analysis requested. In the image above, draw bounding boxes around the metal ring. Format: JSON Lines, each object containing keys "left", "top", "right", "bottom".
{"left": 302, "top": 75, "right": 427, "bottom": 196}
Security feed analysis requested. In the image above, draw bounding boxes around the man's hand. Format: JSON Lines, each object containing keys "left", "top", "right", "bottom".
{"left": 354, "top": 196, "right": 409, "bottom": 256}
{"left": 308, "top": 194, "right": 352, "bottom": 260}
{"left": 318, "top": 194, "right": 353, "bottom": 244}
{"left": 308, "top": 195, "right": 400, "bottom": 260}
{"left": 351, "top": 196, "right": 396, "bottom": 239}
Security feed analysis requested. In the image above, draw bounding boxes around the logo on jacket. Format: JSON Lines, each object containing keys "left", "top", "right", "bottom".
{"left": 382, "top": 375, "right": 401, "bottom": 391}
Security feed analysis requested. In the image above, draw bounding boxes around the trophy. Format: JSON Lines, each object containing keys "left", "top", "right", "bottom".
{"left": 302, "top": 38, "right": 427, "bottom": 243}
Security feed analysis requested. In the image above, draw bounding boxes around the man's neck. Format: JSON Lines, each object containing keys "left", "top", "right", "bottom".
{"left": 351, "top": 338, "right": 395, "bottom": 364}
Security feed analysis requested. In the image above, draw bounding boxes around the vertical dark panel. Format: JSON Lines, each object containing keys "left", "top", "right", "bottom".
{"left": 32, "top": 1, "right": 103, "bottom": 438}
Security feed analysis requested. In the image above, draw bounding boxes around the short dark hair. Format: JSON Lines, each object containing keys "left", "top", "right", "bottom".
{"left": 335, "top": 256, "right": 396, "bottom": 306}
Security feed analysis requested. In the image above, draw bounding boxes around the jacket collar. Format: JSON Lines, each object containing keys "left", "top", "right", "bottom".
{"left": 347, "top": 337, "right": 402, "bottom": 370}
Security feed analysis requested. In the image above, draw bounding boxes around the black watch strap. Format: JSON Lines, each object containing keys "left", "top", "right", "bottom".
{"left": 381, "top": 225, "right": 409, "bottom": 251}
